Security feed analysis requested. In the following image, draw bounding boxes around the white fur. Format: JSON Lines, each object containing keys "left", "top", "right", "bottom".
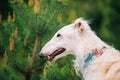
{"left": 40, "top": 18, "right": 120, "bottom": 80}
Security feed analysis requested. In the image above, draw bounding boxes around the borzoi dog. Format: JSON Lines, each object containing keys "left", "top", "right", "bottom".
{"left": 39, "top": 18, "right": 120, "bottom": 80}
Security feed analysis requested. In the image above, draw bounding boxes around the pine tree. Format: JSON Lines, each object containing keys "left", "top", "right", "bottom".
{"left": 0, "top": 0, "right": 80, "bottom": 80}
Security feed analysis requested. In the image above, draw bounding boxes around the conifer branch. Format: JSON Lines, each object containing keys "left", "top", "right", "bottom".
{"left": 41, "top": 4, "right": 63, "bottom": 33}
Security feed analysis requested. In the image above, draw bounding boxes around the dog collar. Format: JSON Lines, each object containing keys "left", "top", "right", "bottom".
{"left": 84, "top": 46, "right": 106, "bottom": 68}
{"left": 84, "top": 52, "right": 95, "bottom": 68}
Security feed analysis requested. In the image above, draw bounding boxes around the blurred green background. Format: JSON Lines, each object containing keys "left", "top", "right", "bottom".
{"left": 0, "top": 0, "right": 120, "bottom": 80}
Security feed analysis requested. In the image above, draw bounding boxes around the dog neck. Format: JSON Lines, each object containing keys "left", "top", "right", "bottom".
{"left": 73, "top": 30, "right": 109, "bottom": 75}
{"left": 73, "top": 46, "right": 107, "bottom": 77}
{"left": 82, "top": 30, "right": 109, "bottom": 53}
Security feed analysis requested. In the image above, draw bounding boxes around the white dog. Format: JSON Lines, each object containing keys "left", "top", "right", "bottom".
{"left": 39, "top": 18, "right": 120, "bottom": 80}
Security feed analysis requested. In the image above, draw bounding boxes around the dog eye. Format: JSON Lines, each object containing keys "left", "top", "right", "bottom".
{"left": 56, "top": 33, "right": 62, "bottom": 37}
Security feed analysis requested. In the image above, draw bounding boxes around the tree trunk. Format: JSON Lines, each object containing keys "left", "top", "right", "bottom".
{"left": 25, "top": 34, "right": 39, "bottom": 80}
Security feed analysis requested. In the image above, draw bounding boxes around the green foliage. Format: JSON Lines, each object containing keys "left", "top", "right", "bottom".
{"left": 0, "top": 0, "right": 79, "bottom": 80}
{"left": 0, "top": 60, "right": 25, "bottom": 80}
{"left": 40, "top": 55, "right": 80, "bottom": 80}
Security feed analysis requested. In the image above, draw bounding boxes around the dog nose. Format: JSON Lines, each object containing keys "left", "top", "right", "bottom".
{"left": 39, "top": 53, "right": 45, "bottom": 58}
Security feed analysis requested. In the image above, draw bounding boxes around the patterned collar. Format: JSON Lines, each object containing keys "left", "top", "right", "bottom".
{"left": 84, "top": 46, "right": 106, "bottom": 68}
{"left": 84, "top": 52, "right": 95, "bottom": 68}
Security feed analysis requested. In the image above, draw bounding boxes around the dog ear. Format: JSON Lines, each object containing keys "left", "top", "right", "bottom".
{"left": 75, "top": 21, "right": 84, "bottom": 32}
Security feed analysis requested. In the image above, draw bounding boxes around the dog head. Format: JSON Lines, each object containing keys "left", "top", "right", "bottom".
{"left": 39, "top": 18, "right": 90, "bottom": 61}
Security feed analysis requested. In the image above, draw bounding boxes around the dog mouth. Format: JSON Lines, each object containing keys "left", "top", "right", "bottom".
{"left": 47, "top": 48, "right": 66, "bottom": 61}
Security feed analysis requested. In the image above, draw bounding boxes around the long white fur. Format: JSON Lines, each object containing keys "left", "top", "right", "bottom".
{"left": 40, "top": 18, "right": 120, "bottom": 80}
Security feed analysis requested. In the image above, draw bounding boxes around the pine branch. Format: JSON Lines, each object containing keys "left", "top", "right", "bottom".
{"left": 15, "top": 4, "right": 31, "bottom": 28}
{"left": 41, "top": 4, "right": 63, "bottom": 33}
{"left": 42, "top": 1, "right": 49, "bottom": 23}
{"left": 26, "top": 14, "right": 39, "bottom": 80}
{"left": 31, "top": 34, "right": 39, "bottom": 67}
